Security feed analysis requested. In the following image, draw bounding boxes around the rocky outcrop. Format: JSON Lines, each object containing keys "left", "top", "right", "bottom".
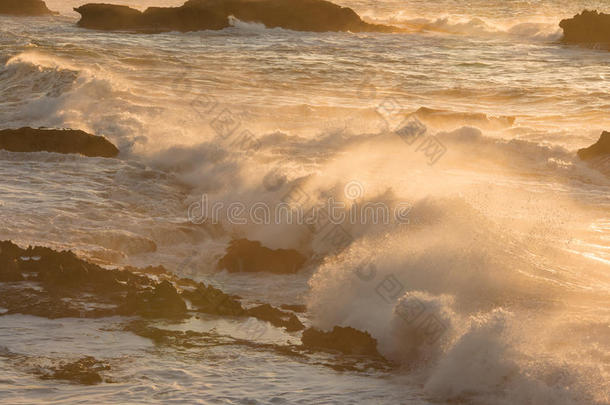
{"left": 559, "top": 10, "right": 610, "bottom": 46}
{"left": 39, "top": 357, "right": 110, "bottom": 385}
{"left": 181, "top": 282, "right": 246, "bottom": 316}
{"left": 74, "top": 0, "right": 398, "bottom": 33}
{"left": 0, "top": 0, "right": 55, "bottom": 16}
{"left": 0, "top": 240, "right": 171, "bottom": 319}
{"left": 217, "top": 239, "right": 307, "bottom": 274}
{"left": 412, "top": 107, "right": 515, "bottom": 130}
{"left": 121, "top": 280, "right": 188, "bottom": 318}
{"left": 578, "top": 131, "right": 610, "bottom": 160}
{"left": 0, "top": 241, "right": 303, "bottom": 331}
{"left": 247, "top": 304, "right": 304, "bottom": 331}
{"left": 0, "top": 127, "right": 119, "bottom": 158}
{"left": 301, "top": 326, "right": 382, "bottom": 357}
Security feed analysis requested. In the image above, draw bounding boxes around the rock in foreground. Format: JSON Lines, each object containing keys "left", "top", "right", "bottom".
{"left": 39, "top": 356, "right": 110, "bottom": 385}
{"left": 217, "top": 239, "right": 307, "bottom": 274}
{"left": 0, "top": 127, "right": 119, "bottom": 158}
{"left": 559, "top": 10, "right": 610, "bottom": 47}
{"left": 0, "top": 0, "right": 55, "bottom": 16}
{"left": 301, "top": 326, "right": 382, "bottom": 357}
{"left": 74, "top": 0, "right": 398, "bottom": 33}
{"left": 577, "top": 131, "right": 610, "bottom": 160}
{"left": 0, "top": 240, "right": 304, "bottom": 331}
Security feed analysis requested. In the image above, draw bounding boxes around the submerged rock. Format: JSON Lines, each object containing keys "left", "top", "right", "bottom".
{"left": 559, "top": 10, "right": 610, "bottom": 47}
{"left": 578, "top": 131, "right": 610, "bottom": 160}
{"left": 39, "top": 356, "right": 110, "bottom": 385}
{"left": 0, "top": 0, "right": 56, "bottom": 16}
{"left": 247, "top": 304, "right": 304, "bottom": 331}
{"left": 412, "top": 107, "right": 515, "bottom": 130}
{"left": 0, "top": 127, "right": 119, "bottom": 158}
{"left": 74, "top": 0, "right": 398, "bottom": 33}
{"left": 301, "top": 326, "right": 382, "bottom": 357}
{"left": 217, "top": 239, "right": 307, "bottom": 274}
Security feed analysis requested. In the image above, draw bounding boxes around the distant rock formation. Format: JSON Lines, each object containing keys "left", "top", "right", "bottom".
{"left": 217, "top": 238, "right": 307, "bottom": 274}
{"left": 559, "top": 10, "right": 610, "bottom": 47}
{"left": 74, "top": 0, "right": 398, "bottom": 33}
{"left": 412, "top": 107, "right": 516, "bottom": 130}
{"left": 577, "top": 131, "right": 610, "bottom": 160}
{"left": 0, "top": 127, "right": 119, "bottom": 158}
{"left": 0, "top": 0, "right": 55, "bottom": 16}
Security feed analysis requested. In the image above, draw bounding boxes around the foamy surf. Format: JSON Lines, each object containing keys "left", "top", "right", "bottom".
{"left": 1, "top": 0, "right": 609, "bottom": 403}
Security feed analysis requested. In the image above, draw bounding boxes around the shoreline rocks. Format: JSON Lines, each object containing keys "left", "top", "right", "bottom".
{"left": 0, "top": 127, "right": 119, "bottom": 158}
{"left": 0, "top": 240, "right": 304, "bottom": 331}
{"left": 217, "top": 239, "right": 307, "bottom": 274}
{"left": 577, "top": 131, "right": 610, "bottom": 161}
{"left": 74, "top": 0, "right": 399, "bottom": 33}
{"left": 0, "top": 0, "right": 56, "bottom": 16}
{"left": 0, "top": 241, "right": 390, "bottom": 378}
{"left": 301, "top": 326, "right": 382, "bottom": 357}
{"left": 559, "top": 10, "right": 610, "bottom": 47}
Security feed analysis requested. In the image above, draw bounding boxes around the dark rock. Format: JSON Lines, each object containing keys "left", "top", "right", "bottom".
{"left": 123, "top": 320, "right": 217, "bottom": 347}
{"left": 247, "top": 304, "right": 304, "bottom": 331}
{"left": 301, "top": 326, "right": 382, "bottom": 357}
{"left": 0, "top": 0, "right": 56, "bottom": 16}
{"left": 0, "top": 253, "right": 23, "bottom": 282}
{"left": 1, "top": 241, "right": 302, "bottom": 332}
{"left": 560, "top": 10, "right": 610, "bottom": 47}
{"left": 578, "top": 131, "right": 610, "bottom": 160}
{"left": 120, "top": 280, "right": 188, "bottom": 319}
{"left": 217, "top": 239, "right": 307, "bottom": 274}
{"left": 181, "top": 282, "right": 246, "bottom": 316}
{"left": 74, "top": 0, "right": 398, "bottom": 33}
{"left": 0, "top": 240, "right": 171, "bottom": 319}
{"left": 39, "top": 356, "right": 110, "bottom": 385}
{"left": 280, "top": 304, "right": 307, "bottom": 313}
{"left": 0, "top": 127, "right": 119, "bottom": 158}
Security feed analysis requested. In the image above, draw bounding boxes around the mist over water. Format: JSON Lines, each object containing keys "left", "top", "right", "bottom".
{"left": 0, "top": 0, "right": 609, "bottom": 403}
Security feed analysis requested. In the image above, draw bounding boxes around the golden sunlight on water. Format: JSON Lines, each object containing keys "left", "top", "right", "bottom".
{"left": 0, "top": 0, "right": 608, "bottom": 403}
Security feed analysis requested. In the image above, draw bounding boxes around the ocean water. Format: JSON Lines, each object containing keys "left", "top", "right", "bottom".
{"left": 0, "top": 0, "right": 609, "bottom": 403}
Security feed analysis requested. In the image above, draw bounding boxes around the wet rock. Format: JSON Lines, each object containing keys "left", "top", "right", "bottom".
{"left": 217, "top": 239, "right": 307, "bottom": 274}
{"left": 0, "top": 251, "right": 23, "bottom": 282}
{"left": 123, "top": 320, "right": 216, "bottom": 347}
{"left": 0, "top": 127, "right": 119, "bottom": 158}
{"left": 301, "top": 326, "right": 382, "bottom": 357}
{"left": 577, "top": 131, "right": 610, "bottom": 160}
{"left": 247, "top": 304, "right": 304, "bottom": 331}
{"left": 181, "top": 282, "right": 246, "bottom": 316}
{"left": 120, "top": 280, "right": 188, "bottom": 319}
{"left": 74, "top": 0, "right": 398, "bottom": 33}
{"left": 0, "top": 0, "right": 56, "bottom": 16}
{"left": 1, "top": 241, "right": 301, "bottom": 331}
{"left": 280, "top": 304, "right": 307, "bottom": 313}
{"left": 560, "top": 10, "right": 610, "bottom": 47}
{"left": 0, "top": 241, "right": 171, "bottom": 319}
{"left": 39, "top": 356, "right": 110, "bottom": 385}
